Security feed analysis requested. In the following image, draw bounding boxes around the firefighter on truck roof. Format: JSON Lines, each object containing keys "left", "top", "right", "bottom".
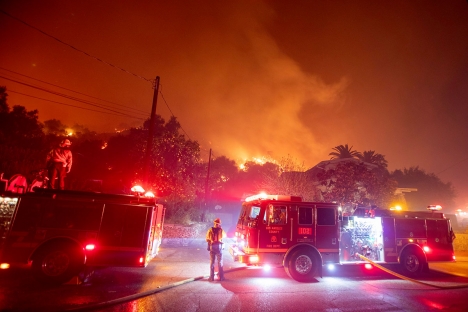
{"left": 206, "top": 218, "right": 226, "bottom": 281}
{"left": 46, "top": 139, "right": 72, "bottom": 190}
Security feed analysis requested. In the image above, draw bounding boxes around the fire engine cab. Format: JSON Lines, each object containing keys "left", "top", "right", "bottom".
{"left": 230, "top": 194, "right": 455, "bottom": 282}
{"left": 0, "top": 188, "right": 165, "bottom": 284}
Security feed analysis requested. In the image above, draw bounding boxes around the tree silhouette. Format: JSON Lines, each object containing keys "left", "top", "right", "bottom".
{"left": 329, "top": 144, "right": 361, "bottom": 159}
{"left": 358, "top": 150, "right": 388, "bottom": 169}
{"left": 316, "top": 161, "right": 397, "bottom": 212}
{"left": 260, "top": 156, "right": 317, "bottom": 201}
{"left": 0, "top": 87, "right": 46, "bottom": 178}
{"left": 391, "top": 166, "right": 456, "bottom": 210}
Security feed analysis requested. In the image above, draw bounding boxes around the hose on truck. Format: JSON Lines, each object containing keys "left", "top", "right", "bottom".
{"left": 357, "top": 253, "right": 468, "bottom": 289}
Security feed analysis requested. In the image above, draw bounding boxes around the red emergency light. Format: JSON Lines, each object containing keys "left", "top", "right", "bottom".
{"left": 245, "top": 193, "right": 302, "bottom": 202}
{"left": 245, "top": 193, "right": 268, "bottom": 202}
{"left": 131, "top": 185, "right": 145, "bottom": 193}
{"left": 427, "top": 205, "right": 442, "bottom": 211}
{"left": 144, "top": 191, "right": 155, "bottom": 198}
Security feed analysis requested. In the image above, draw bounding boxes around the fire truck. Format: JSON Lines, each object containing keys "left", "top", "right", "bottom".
{"left": 229, "top": 194, "right": 455, "bottom": 282}
{"left": 0, "top": 188, "right": 165, "bottom": 284}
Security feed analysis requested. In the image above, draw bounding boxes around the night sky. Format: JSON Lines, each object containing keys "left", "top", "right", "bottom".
{"left": 1, "top": 1, "right": 468, "bottom": 209}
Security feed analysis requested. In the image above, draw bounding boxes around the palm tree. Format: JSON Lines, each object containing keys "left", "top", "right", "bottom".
{"left": 357, "top": 150, "right": 388, "bottom": 169}
{"left": 329, "top": 144, "right": 361, "bottom": 159}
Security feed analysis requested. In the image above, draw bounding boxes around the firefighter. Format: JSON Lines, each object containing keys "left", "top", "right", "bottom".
{"left": 206, "top": 218, "right": 226, "bottom": 281}
{"left": 46, "top": 139, "right": 72, "bottom": 190}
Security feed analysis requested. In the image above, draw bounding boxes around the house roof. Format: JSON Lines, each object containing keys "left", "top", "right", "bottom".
{"left": 306, "top": 158, "right": 379, "bottom": 177}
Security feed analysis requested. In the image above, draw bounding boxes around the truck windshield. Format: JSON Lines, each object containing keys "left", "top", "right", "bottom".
{"left": 249, "top": 206, "right": 261, "bottom": 219}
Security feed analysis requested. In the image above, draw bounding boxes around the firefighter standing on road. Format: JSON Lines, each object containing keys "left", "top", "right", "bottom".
{"left": 46, "top": 139, "right": 72, "bottom": 190}
{"left": 206, "top": 218, "right": 226, "bottom": 281}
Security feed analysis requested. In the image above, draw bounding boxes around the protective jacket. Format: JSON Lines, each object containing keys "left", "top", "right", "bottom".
{"left": 47, "top": 147, "right": 72, "bottom": 171}
{"left": 206, "top": 226, "right": 226, "bottom": 252}
{"left": 206, "top": 227, "right": 226, "bottom": 243}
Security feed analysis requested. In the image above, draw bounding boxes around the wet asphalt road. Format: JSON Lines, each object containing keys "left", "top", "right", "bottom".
{"left": 1, "top": 239, "right": 468, "bottom": 312}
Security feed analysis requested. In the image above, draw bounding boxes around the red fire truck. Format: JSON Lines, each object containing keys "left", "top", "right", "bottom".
{"left": 0, "top": 188, "right": 165, "bottom": 284}
{"left": 230, "top": 194, "right": 455, "bottom": 282}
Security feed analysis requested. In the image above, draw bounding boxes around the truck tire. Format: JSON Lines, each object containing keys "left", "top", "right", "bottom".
{"left": 32, "top": 243, "right": 84, "bottom": 285}
{"left": 400, "top": 249, "right": 425, "bottom": 276}
{"left": 287, "top": 248, "right": 319, "bottom": 282}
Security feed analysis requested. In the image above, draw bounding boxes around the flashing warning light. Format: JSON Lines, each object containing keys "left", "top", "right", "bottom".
{"left": 144, "top": 191, "right": 155, "bottom": 198}
{"left": 423, "top": 246, "right": 430, "bottom": 253}
{"left": 244, "top": 193, "right": 303, "bottom": 202}
{"left": 409, "top": 239, "right": 414, "bottom": 243}
{"left": 245, "top": 193, "right": 268, "bottom": 202}
{"left": 249, "top": 255, "right": 259, "bottom": 263}
{"left": 263, "top": 264, "right": 271, "bottom": 271}
{"left": 427, "top": 205, "right": 442, "bottom": 211}
{"left": 85, "top": 244, "right": 95, "bottom": 251}
{"left": 131, "top": 185, "right": 145, "bottom": 193}
{"left": 364, "top": 263, "right": 373, "bottom": 270}
{"left": 327, "top": 264, "right": 335, "bottom": 271}
{"left": 1, "top": 263, "right": 10, "bottom": 269}
{"left": 139, "top": 257, "right": 144, "bottom": 264}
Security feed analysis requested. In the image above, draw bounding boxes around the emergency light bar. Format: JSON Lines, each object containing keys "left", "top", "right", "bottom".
{"left": 244, "top": 193, "right": 268, "bottom": 202}
{"left": 131, "top": 185, "right": 145, "bottom": 193}
{"left": 427, "top": 205, "right": 442, "bottom": 211}
{"left": 244, "top": 193, "right": 302, "bottom": 202}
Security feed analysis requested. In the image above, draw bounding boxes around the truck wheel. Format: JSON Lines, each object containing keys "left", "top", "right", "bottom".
{"left": 32, "top": 243, "right": 84, "bottom": 285}
{"left": 400, "top": 250, "right": 425, "bottom": 276}
{"left": 287, "top": 248, "right": 318, "bottom": 282}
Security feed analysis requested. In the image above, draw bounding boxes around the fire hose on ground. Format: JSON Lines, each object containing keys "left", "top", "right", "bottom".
{"left": 64, "top": 266, "right": 248, "bottom": 312}
{"left": 64, "top": 255, "right": 468, "bottom": 311}
{"left": 356, "top": 253, "right": 468, "bottom": 290}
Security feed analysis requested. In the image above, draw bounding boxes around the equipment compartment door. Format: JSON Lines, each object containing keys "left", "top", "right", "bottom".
{"left": 426, "top": 219, "right": 454, "bottom": 261}
{"left": 92, "top": 204, "right": 152, "bottom": 266}
{"left": 315, "top": 206, "right": 339, "bottom": 253}
{"left": 382, "top": 217, "right": 397, "bottom": 262}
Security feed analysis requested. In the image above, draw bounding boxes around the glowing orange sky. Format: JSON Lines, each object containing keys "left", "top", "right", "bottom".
{"left": 1, "top": 1, "right": 468, "bottom": 208}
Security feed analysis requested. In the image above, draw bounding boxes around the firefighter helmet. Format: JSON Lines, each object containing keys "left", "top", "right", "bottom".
{"left": 214, "top": 218, "right": 221, "bottom": 224}
{"left": 60, "top": 139, "right": 72, "bottom": 147}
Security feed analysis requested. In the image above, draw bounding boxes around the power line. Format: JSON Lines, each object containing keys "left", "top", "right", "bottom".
{"left": 0, "top": 9, "right": 153, "bottom": 84}
{"left": 0, "top": 75, "right": 146, "bottom": 119}
{"left": 158, "top": 90, "right": 191, "bottom": 140}
{"left": 1, "top": 75, "right": 144, "bottom": 117}
{"left": 0, "top": 72, "right": 147, "bottom": 117}
{"left": 0, "top": 67, "right": 149, "bottom": 115}
{"left": 9, "top": 89, "right": 144, "bottom": 119}
{"left": 437, "top": 157, "right": 468, "bottom": 175}
{"left": 1, "top": 9, "right": 193, "bottom": 141}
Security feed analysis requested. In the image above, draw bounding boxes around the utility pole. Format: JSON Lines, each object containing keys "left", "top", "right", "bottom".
{"left": 143, "top": 76, "right": 160, "bottom": 186}
{"left": 204, "top": 148, "right": 212, "bottom": 213}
